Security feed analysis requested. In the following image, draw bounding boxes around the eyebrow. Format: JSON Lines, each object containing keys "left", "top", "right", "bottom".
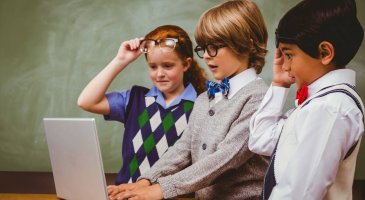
{"left": 280, "top": 47, "right": 291, "bottom": 52}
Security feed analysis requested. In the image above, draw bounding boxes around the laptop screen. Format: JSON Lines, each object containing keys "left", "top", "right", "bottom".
{"left": 43, "top": 118, "right": 108, "bottom": 200}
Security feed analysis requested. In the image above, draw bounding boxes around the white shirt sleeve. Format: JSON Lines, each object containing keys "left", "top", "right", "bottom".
{"left": 249, "top": 85, "right": 291, "bottom": 156}
{"left": 269, "top": 94, "right": 364, "bottom": 200}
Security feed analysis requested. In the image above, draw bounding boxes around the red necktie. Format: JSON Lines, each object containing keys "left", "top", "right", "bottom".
{"left": 296, "top": 85, "right": 308, "bottom": 106}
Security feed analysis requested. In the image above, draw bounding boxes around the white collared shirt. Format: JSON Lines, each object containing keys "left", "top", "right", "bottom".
{"left": 214, "top": 67, "right": 258, "bottom": 103}
{"left": 249, "top": 69, "right": 364, "bottom": 199}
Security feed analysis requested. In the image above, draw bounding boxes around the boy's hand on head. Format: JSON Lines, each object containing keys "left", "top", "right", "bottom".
{"left": 272, "top": 48, "right": 294, "bottom": 88}
{"left": 114, "top": 38, "right": 143, "bottom": 65}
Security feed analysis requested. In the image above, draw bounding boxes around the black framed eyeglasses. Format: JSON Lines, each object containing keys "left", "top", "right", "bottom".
{"left": 194, "top": 43, "right": 227, "bottom": 58}
{"left": 139, "top": 38, "right": 178, "bottom": 53}
{"left": 275, "top": 30, "right": 298, "bottom": 48}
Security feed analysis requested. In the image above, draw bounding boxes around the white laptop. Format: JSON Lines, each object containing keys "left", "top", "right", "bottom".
{"left": 43, "top": 118, "right": 109, "bottom": 200}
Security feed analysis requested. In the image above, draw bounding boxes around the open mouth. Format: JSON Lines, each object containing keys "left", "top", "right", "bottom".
{"left": 208, "top": 64, "right": 218, "bottom": 70}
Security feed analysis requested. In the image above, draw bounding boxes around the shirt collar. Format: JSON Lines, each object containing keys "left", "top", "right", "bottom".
{"left": 213, "top": 67, "right": 258, "bottom": 103}
{"left": 146, "top": 83, "right": 197, "bottom": 109}
{"left": 308, "top": 69, "right": 356, "bottom": 97}
{"left": 227, "top": 67, "right": 258, "bottom": 99}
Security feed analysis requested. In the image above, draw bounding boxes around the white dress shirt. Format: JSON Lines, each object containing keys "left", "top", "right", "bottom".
{"left": 249, "top": 69, "right": 364, "bottom": 199}
{"left": 214, "top": 67, "right": 259, "bottom": 103}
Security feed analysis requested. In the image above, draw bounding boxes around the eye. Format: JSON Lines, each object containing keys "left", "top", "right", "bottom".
{"left": 195, "top": 46, "right": 204, "bottom": 51}
{"left": 149, "top": 65, "right": 157, "bottom": 70}
{"left": 207, "top": 44, "right": 216, "bottom": 52}
{"left": 285, "top": 53, "right": 292, "bottom": 60}
{"left": 163, "top": 63, "right": 175, "bottom": 69}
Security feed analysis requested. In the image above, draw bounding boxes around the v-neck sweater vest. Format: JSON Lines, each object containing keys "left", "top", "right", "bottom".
{"left": 115, "top": 86, "right": 194, "bottom": 184}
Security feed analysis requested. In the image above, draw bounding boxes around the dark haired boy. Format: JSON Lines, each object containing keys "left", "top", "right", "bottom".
{"left": 249, "top": 0, "right": 364, "bottom": 199}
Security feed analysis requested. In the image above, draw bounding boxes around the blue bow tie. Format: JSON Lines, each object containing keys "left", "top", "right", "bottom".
{"left": 206, "top": 78, "right": 230, "bottom": 100}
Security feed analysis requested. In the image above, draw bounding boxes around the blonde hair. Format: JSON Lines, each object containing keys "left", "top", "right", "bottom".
{"left": 195, "top": 0, "right": 268, "bottom": 74}
{"left": 145, "top": 25, "right": 208, "bottom": 94}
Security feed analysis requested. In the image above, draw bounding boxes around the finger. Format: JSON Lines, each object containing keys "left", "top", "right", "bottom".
{"left": 108, "top": 195, "right": 115, "bottom": 200}
{"left": 275, "top": 48, "right": 282, "bottom": 58}
{"left": 109, "top": 188, "right": 120, "bottom": 196}
{"left": 108, "top": 194, "right": 117, "bottom": 200}
{"left": 125, "top": 39, "right": 134, "bottom": 50}
{"left": 274, "top": 49, "right": 284, "bottom": 66}
{"left": 109, "top": 193, "right": 121, "bottom": 200}
{"left": 108, "top": 191, "right": 117, "bottom": 197}
{"left": 121, "top": 41, "right": 132, "bottom": 50}
{"left": 107, "top": 185, "right": 117, "bottom": 194}
{"left": 119, "top": 191, "right": 133, "bottom": 199}
{"left": 118, "top": 183, "right": 132, "bottom": 192}
{"left": 131, "top": 38, "right": 140, "bottom": 50}
{"left": 127, "top": 39, "right": 138, "bottom": 50}
{"left": 129, "top": 39, "right": 136, "bottom": 50}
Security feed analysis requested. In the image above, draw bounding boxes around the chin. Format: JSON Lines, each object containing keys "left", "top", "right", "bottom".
{"left": 156, "top": 86, "right": 167, "bottom": 92}
{"left": 156, "top": 85, "right": 170, "bottom": 93}
{"left": 212, "top": 75, "right": 224, "bottom": 81}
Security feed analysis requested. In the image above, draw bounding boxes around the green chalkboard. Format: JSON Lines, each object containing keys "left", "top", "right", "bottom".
{"left": 1, "top": 0, "right": 365, "bottom": 179}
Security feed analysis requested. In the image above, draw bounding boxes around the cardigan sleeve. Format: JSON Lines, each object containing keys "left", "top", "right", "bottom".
{"left": 157, "top": 92, "right": 264, "bottom": 198}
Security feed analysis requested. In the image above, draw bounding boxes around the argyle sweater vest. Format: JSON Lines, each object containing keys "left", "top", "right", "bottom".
{"left": 115, "top": 86, "right": 194, "bottom": 184}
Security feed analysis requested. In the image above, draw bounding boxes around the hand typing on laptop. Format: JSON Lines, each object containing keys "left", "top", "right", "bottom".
{"left": 107, "top": 179, "right": 149, "bottom": 199}
{"left": 107, "top": 179, "right": 163, "bottom": 200}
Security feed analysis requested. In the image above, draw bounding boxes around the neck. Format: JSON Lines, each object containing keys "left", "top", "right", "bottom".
{"left": 163, "top": 85, "right": 185, "bottom": 107}
{"left": 229, "top": 55, "right": 249, "bottom": 79}
{"left": 307, "top": 63, "right": 337, "bottom": 86}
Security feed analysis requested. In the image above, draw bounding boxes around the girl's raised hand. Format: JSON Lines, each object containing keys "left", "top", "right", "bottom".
{"left": 115, "top": 38, "right": 143, "bottom": 64}
{"left": 272, "top": 48, "right": 295, "bottom": 88}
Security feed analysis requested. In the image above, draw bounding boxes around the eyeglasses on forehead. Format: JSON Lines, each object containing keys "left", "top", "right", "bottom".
{"left": 139, "top": 38, "right": 178, "bottom": 53}
{"left": 194, "top": 43, "right": 227, "bottom": 58}
{"left": 275, "top": 30, "right": 298, "bottom": 48}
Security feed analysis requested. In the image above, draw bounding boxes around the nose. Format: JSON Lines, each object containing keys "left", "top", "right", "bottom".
{"left": 156, "top": 67, "right": 165, "bottom": 77}
{"left": 282, "top": 61, "right": 290, "bottom": 72}
{"left": 203, "top": 50, "right": 211, "bottom": 59}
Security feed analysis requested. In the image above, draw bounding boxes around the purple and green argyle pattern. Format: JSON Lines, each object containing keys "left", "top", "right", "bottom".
{"left": 116, "top": 86, "right": 194, "bottom": 184}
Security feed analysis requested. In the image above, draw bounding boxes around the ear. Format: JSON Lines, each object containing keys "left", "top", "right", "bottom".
{"left": 183, "top": 57, "right": 192, "bottom": 72}
{"left": 318, "top": 41, "right": 334, "bottom": 65}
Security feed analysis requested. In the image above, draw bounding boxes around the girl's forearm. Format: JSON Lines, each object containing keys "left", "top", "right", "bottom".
{"left": 77, "top": 57, "right": 130, "bottom": 113}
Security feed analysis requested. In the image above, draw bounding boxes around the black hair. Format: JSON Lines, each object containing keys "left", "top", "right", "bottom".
{"left": 276, "top": 0, "right": 363, "bottom": 68}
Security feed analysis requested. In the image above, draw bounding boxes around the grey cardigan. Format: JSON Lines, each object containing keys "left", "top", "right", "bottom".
{"left": 138, "top": 79, "right": 269, "bottom": 200}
